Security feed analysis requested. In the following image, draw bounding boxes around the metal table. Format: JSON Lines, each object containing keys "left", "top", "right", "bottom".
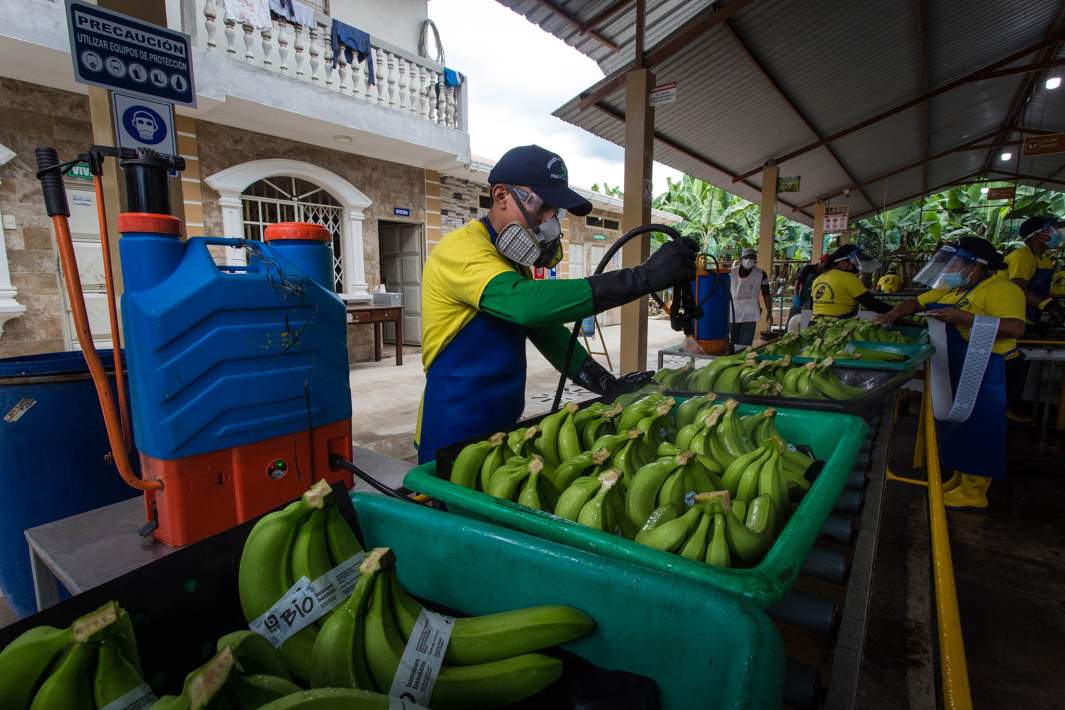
{"left": 23, "top": 447, "right": 413, "bottom": 612}
{"left": 1018, "top": 342, "right": 1065, "bottom": 430}
{"left": 656, "top": 342, "right": 726, "bottom": 369}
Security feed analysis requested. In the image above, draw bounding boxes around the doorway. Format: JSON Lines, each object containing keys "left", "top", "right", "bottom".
{"left": 55, "top": 184, "right": 112, "bottom": 350}
{"left": 378, "top": 220, "right": 423, "bottom": 345}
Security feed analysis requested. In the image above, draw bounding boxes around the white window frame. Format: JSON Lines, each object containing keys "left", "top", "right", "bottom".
{"left": 0, "top": 143, "right": 26, "bottom": 337}
{"left": 205, "top": 159, "right": 372, "bottom": 302}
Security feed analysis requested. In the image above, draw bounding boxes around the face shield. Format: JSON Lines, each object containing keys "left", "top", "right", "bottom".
{"left": 837, "top": 248, "right": 881, "bottom": 274}
{"left": 913, "top": 245, "right": 983, "bottom": 289}
{"left": 495, "top": 186, "right": 565, "bottom": 268}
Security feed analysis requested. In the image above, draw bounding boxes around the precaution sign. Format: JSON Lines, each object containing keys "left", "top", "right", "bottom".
{"left": 1022, "top": 133, "right": 1065, "bottom": 157}
{"left": 649, "top": 81, "right": 677, "bottom": 107}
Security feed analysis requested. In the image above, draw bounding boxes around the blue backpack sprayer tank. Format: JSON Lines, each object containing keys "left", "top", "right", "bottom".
{"left": 35, "top": 145, "right": 354, "bottom": 546}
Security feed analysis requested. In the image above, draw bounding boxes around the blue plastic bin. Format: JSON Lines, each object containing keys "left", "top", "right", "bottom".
{"left": 0, "top": 350, "right": 138, "bottom": 617}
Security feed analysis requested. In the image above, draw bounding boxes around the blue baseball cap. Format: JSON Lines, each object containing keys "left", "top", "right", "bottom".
{"left": 487, "top": 145, "right": 593, "bottom": 216}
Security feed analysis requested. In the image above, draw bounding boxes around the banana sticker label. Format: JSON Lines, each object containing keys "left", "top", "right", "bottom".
{"left": 390, "top": 609, "right": 455, "bottom": 706}
{"left": 100, "top": 684, "right": 156, "bottom": 710}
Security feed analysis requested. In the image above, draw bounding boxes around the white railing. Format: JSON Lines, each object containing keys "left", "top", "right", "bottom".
{"left": 188, "top": 0, "right": 463, "bottom": 130}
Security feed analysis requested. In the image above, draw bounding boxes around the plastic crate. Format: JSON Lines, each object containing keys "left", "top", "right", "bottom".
{"left": 668, "top": 365, "right": 913, "bottom": 420}
{"left": 759, "top": 340, "right": 931, "bottom": 371}
{"left": 354, "top": 494, "right": 784, "bottom": 710}
{"left": 405, "top": 402, "right": 868, "bottom": 606}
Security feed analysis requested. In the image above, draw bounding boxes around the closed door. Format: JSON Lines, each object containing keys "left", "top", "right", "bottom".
{"left": 379, "top": 222, "right": 423, "bottom": 345}
{"left": 568, "top": 241, "right": 585, "bottom": 279}
{"left": 57, "top": 186, "right": 113, "bottom": 349}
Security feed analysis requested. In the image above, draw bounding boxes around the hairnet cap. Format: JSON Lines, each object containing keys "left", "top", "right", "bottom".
{"left": 488, "top": 145, "right": 593, "bottom": 216}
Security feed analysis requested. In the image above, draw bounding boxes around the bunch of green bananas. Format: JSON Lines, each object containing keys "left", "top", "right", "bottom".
{"left": 651, "top": 363, "right": 692, "bottom": 389}
{"left": 148, "top": 643, "right": 302, "bottom": 709}
{"left": 309, "top": 547, "right": 594, "bottom": 709}
{"left": 761, "top": 317, "right": 910, "bottom": 359}
{"left": 0, "top": 600, "right": 149, "bottom": 710}
{"left": 659, "top": 353, "right": 869, "bottom": 400}
{"left": 237, "top": 480, "right": 364, "bottom": 682}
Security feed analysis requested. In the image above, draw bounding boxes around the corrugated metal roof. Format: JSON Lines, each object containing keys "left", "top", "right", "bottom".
{"left": 502, "top": 0, "right": 1065, "bottom": 221}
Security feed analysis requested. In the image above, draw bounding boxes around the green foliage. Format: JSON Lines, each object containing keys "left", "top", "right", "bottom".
{"left": 853, "top": 183, "right": 1065, "bottom": 279}
{"left": 649, "top": 174, "right": 812, "bottom": 258}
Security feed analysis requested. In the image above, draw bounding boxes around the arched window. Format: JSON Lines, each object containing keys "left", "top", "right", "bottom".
{"left": 205, "top": 159, "right": 372, "bottom": 302}
{"left": 241, "top": 176, "right": 345, "bottom": 292}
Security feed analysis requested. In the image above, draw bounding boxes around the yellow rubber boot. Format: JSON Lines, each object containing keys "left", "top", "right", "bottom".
{"left": 942, "top": 474, "right": 990, "bottom": 510}
{"left": 942, "top": 471, "right": 961, "bottom": 492}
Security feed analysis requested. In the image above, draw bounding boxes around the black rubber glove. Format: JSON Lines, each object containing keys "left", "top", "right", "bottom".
{"left": 586, "top": 237, "right": 699, "bottom": 312}
{"left": 573, "top": 356, "right": 655, "bottom": 397}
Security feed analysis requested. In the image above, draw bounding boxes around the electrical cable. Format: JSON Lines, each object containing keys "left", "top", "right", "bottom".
{"left": 551, "top": 224, "right": 687, "bottom": 412}
{"left": 330, "top": 455, "right": 427, "bottom": 504}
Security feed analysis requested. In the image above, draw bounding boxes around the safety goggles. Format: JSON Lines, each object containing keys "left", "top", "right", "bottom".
{"left": 507, "top": 186, "right": 564, "bottom": 224}
{"left": 913, "top": 245, "right": 985, "bottom": 289}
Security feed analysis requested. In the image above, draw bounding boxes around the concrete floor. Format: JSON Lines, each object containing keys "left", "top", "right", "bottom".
{"left": 348, "top": 318, "right": 685, "bottom": 461}
{"left": 858, "top": 406, "right": 1065, "bottom": 709}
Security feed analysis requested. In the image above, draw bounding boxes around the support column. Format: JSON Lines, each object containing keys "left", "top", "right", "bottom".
{"left": 619, "top": 68, "right": 655, "bottom": 374}
{"left": 757, "top": 161, "right": 778, "bottom": 336}
{"left": 811, "top": 199, "right": 826, "bottom": 263}
{"left": 218, "top": 193, "right": 247, "bottom": 265}
{"left": 343, "top": 208, "right": 371, "bottom": 302}
{"left": 87, "top": 87, "right": 125, "bottom": 296}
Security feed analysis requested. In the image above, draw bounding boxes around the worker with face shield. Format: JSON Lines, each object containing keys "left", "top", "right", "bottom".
{"left": 876, "top": 237, "right": 1026, "bottom": 509}
{"left": 415, "top": 145, "right": 698, "bottom": 463}
{"left": 811, "top": 244, "right": 893, "bottom": 318}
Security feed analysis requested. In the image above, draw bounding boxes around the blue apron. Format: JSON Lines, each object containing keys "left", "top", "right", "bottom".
{"left": 930, "top": 302, "right": 1007, "bottom": 480}
{"left": 417, "top": 218, "right": 527, "bottom": 464}
{"left": 1027, "top": 264, "right": 1054, "bottom": 322}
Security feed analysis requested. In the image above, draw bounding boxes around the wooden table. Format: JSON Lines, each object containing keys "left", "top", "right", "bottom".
{"left": 347, "top": 304, "right": 403, "bottom": 365}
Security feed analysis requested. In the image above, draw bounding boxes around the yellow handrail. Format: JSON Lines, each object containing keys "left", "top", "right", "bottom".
{"left": 919, "top": 371, "right": 973, "bottom": 709}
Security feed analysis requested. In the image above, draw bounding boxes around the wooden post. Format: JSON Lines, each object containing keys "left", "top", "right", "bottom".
{"left": 619, "top": 67, "right": 655, "bottom": 373}
{"left": 756, "top": 161, "right": 778, "bottom": 336}
{"left": 811, "top": 199, "right": 826, "bottom": 263}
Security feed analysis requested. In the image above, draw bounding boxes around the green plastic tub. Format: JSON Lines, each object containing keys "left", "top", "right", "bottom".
{"left": 353, "top": 494, "right": 784, "bottom": 710}
{"left": 405, "top": 402, "right": 868, "bottom": 606}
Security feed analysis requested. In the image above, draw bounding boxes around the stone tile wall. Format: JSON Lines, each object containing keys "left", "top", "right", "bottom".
{"left": 0, "top": 79, "right": 93, "bottom": 358}
{"left": 195, "top": 121, "right": 427, "bottom": 362}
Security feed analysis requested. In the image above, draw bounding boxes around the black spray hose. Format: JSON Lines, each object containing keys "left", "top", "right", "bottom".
{"left": 330, "top": 454, "right": 426, "bottom": 503}
{"left": 551, "top": 224, "right": 683, "bottom": 413}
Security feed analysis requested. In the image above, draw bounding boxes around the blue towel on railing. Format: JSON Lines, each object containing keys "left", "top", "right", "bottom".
{"left": 330, "top": 18, "right": 375, "bottom": 84}
{"left": 444, "top": 68, "right": 464, "bottom": 87}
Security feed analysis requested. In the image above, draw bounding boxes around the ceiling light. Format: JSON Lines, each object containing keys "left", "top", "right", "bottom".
{"left": 333, "top": 135, "right": 353, "bottom": 144}
{"left": 1047, "top": 76, "right": 1062, "bottom": 90}
{"left": 1000, "top": 152, "right": 1013, "bottom": 161}
{"left": 980, "top": 187, "right": 989, "bottom": 194}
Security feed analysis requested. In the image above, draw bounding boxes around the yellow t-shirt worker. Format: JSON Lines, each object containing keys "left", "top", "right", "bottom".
{"left": 812, "top": 245, "right": 892, "bottom": 318}
{"left": 876, "top": 237, "right": 1025, "bottom": 511}
{"left": 876, "top": 272, "right": 901, "bottom": 293}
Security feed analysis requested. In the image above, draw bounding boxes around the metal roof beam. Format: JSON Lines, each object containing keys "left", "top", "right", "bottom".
{"left": 917, "top": 0, "right": 930, "bottom": 199}
{"left": 1015, "top": 125, "right": 1062, "bottom": 135}
{"left": 590, "top": 102, "right": 812, "bottom": 219}
{"left": 793, "top": 130, "right": 1003, "bottom": 210}
{"left": 731, "top": 35, "right": 1065, "bottom": 182}
{"left": 988, "top": 168, "right": 1065, "bottom": 188}
{"left": 978, "top": 0, "right": 1065, "bottom": 176}
{"left": 527, "top": 0, "right": 620, "bottom": 51}
{"left": 578, "top": 0, "right": 632, "bottom": 35}
{"left": 723, "top": 20, "right": 879, "bottom": 213}
{"left": 851, "top": 170, "right": 984, "bottom": 219}
{"left": 577, "top": 0, "right": 761, "bottom": 111}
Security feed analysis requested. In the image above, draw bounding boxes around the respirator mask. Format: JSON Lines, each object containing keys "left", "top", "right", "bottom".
{"left": 495, "top": 186, "right": 565, "bottom": 269}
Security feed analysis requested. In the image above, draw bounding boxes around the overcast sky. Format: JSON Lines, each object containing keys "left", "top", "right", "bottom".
{"left": 428, "top": 0, "right": 683, "bottom": 197}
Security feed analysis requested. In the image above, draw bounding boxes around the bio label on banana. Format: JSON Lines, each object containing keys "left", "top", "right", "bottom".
{"left": 388, "top": 609, "right": 455, "bottom": 706}
{"left": 98, "top": 681, "right": 155, "bottom": 710}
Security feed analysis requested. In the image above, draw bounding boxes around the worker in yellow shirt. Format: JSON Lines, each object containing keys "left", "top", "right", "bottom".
{"left": 416, "top": 145, "right": 697, "bottom": 463}
{"left": 876, "top": 265, "right": 902, "bottom": 293}
{"left": 1004, "top": 216, "right": 1062, "bottom": 321}
{"left": 812, "top": 245, "right": 893, "bottom": 318}
{"left": 1050, "top": 268, "right": 1065, "bottom": 296}
{"left": 876, "top": 237, "right": 1026, "bottom": 509}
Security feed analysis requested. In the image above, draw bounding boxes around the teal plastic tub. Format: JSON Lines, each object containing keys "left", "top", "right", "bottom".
{"left": 405, "top": 403, "right": 868, "bottom": 606}
{"left": 353, "top": 494, "right": 784, "bottom": 710}
{"left": 760, "top": 340, "right": 931, "bottom": 371}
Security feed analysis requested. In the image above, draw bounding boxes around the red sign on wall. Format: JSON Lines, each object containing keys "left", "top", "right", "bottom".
{"left": 986, "top": 187, "right": 1015, "bottom": 200}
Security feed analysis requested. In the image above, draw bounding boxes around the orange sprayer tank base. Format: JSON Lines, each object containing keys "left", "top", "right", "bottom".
{"left": 142, "top": 420, "right": 353, "bottom": 547}
{"left": 696, "top": 338, "right": 731, "bottom": 355}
